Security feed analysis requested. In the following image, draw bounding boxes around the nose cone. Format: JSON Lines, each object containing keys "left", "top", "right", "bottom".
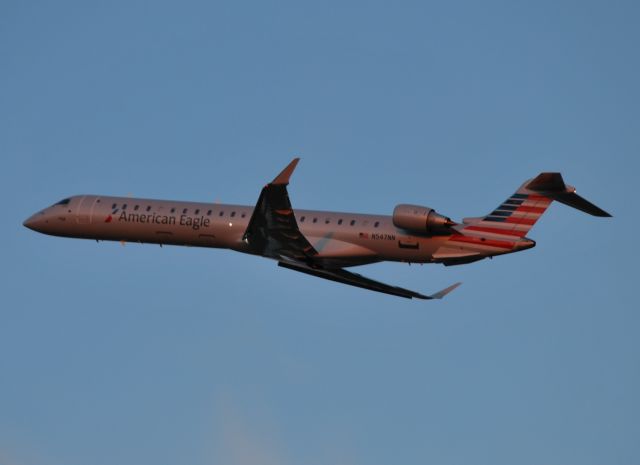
{"left": 23, "top": 212, "right": 47, "bottom": 232}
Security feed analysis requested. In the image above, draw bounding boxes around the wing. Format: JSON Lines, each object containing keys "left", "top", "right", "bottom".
{"left": 278, "top": 260, "right": 461, "bottom": 300}
{"left": 242, "top": 158, "right": 317, "bottom": 261}
{"left": 245, "top": 159, "right": 461, "bottom": 300}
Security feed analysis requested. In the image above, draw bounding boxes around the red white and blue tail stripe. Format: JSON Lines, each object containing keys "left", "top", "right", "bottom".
{"left": 439, "top": 180, "right": 551, "bottom": 257}
{"left": 461, "top": 187, "right": 552, "bottom": 238}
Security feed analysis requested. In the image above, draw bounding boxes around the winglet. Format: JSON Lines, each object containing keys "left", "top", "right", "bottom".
{"left": 272, "top": 158, "right": 300, "bottom": 185}
{"left": 428, "top": 282, "right": 462, "bottom": 299}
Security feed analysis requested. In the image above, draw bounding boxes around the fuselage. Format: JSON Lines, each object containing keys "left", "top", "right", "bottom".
{"left": 23, "top": 194, "right": 533, "bottom": 268}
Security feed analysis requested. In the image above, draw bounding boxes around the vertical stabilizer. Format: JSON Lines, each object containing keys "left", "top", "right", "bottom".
{"left": 459, "top": 178, "right": 553, "bottom": 238}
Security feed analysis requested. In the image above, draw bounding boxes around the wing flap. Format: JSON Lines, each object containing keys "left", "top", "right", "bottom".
{"left": 246, "top": 159, "right": 462, "bottom": 300}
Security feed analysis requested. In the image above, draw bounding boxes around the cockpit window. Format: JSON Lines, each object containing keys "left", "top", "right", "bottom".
{"left": 55, "top": 198, "right": 71, "bottom": 205}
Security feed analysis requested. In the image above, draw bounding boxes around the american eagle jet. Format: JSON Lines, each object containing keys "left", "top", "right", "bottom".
{"left": 24, "top": 159, "right": 611, "bottom": 299}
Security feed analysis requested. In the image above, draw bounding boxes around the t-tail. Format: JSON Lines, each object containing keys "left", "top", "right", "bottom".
{"left": 458, "top": 172, "right": 612, "bottom": 239}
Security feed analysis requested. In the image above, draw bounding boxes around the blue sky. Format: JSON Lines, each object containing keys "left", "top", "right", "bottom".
{"left": 1, "top": 1, "right": 638, "bottom": 464}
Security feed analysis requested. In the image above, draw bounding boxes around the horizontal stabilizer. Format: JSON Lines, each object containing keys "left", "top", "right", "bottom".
{"left": 548, "top": 191, "right": 611, "bottom": 217}
{"left": 526, "top": 172, "right": 612, "bottom": 217}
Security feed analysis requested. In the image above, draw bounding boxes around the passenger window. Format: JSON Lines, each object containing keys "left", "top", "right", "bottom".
{"left": 122, "top": 204, "right": 127, "bottom": 210}
{"left": 134, "top": 205, "right": 139, "bottom": 211}
{"left": 231, "top": 211, "right": 236, "bottom": 217}
{"left": 170, "top": 207, "right": 176, "bottom": 213}
{"left": 112, "top": 203, "right": 117, "bottom": 209}
{"left": 325, "top": 219, "right": 330, "bottom": 224}
{"left": 146, "top": 206, "right": 151, "bottom": 212}
{"left": 338, "top": 219, "right": 343, "bottom": 225}
{"left": 350, "top": 220, "right": 356, "bottom": 226}
{"left": 207, "top": 210, "right": 212, "bottom": 216}
{"left": 219, "top": 211, "right": 224, "bottom": 217}
{"left": 195, "top": 209, "right": 200, "bottom": 214}
{"left": 312, "top": 218, "right": 318, "bottom": 223}
{"left": 241, "top": 213, "right": 246, "bottom": 218}
{"left": 183, "top": 208, "right": 188, "bottom": 214}
{"left": 374, "top": 221, "right": 380, "bottom": 228}
{"left": 300, "top": 216, "right": 305, "bottom": 222}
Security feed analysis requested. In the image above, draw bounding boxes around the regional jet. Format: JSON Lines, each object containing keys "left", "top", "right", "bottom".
{"left": 23, "top": 159, "right": 611, "bottom": 299}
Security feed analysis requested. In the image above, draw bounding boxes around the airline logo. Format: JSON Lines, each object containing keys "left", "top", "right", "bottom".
{"left": 105, "top": 211, "right": 212, "bottom": 231}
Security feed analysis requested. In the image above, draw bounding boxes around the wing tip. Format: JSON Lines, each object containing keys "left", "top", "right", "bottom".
{"left": 272, "top": 158, "right": 301, "bottom": 185}
{"left": 427, "top": 281, "right": 462, "bottom": 299}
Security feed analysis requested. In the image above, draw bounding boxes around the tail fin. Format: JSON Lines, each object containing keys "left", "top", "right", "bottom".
{"left": 459, "top": 173, "right": 611, "bottom": 238}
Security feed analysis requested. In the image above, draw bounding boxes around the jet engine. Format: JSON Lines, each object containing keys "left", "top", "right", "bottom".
{"left": 392, "top": 204, "right": 456, "bottom": 235}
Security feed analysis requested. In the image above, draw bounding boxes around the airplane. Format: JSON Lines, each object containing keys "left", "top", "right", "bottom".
{"left": 23, "top": 159, "right": 611, "bottom": 300}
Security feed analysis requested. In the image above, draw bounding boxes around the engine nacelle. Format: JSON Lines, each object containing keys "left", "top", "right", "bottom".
{"left": 392, "top": 204, "right": 456, "bottom": 235}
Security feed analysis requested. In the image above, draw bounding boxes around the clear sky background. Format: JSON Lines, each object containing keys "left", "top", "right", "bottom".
{"left": 1, "top": 1, "right": 638, "bottom": 464}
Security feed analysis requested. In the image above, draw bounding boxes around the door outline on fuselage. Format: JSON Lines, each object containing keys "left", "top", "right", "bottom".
{"left": 75, "top": 196, "right": 99, "bottom": 224}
